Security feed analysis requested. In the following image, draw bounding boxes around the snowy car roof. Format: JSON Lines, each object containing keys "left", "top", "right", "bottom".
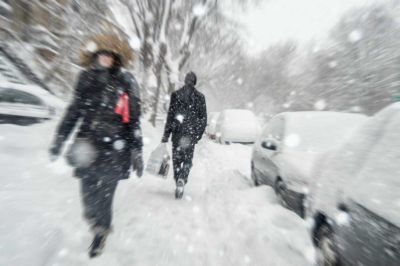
{"left": 276, "top": 111, "right": 368, "bottom": 152}
{"left": 278, "top": 111, "right": 366, "bottom": 122}
{"left": 312, "top": 103, "right": 400, "bottom": 226}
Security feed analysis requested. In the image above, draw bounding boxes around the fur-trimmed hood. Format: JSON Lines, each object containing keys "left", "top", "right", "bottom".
{"left": 80, "top": 34, "right": 133, "bottom": 68}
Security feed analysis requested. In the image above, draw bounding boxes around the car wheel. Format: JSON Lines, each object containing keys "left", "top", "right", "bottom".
{"left": 275, "top": 179, "right": 287, "bottom": 207}
{"left": 318, "top": 224, "right": 340, "bottom": 266}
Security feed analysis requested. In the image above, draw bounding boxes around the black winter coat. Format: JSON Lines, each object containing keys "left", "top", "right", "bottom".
{"left": 52, "top": 68, "right": 143, "bottom": 180}
{"left": 162, "top": 85, "right": 207, "bottom": 145}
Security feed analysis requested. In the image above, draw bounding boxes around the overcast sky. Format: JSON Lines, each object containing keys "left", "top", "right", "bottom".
{"left": 225, "top": 0, "right": 377, "bottom": 53}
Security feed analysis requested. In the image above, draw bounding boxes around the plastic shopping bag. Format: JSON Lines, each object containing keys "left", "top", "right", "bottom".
{"left": 145, "top": 143, "right": 170, "bottom": 178}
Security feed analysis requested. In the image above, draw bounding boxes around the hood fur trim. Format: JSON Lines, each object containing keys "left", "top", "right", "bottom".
{"left": 80, "top": 34, "right": 133, "bottom": 68}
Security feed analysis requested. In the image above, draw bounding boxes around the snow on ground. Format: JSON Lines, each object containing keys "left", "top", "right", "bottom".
{"left": 0, "top": 119, "right": 315, "bottom": 266}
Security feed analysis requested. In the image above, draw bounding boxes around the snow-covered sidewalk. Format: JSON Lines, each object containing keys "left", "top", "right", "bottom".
{"left": 0, "top": 121, "right": 315, "bottom": 266}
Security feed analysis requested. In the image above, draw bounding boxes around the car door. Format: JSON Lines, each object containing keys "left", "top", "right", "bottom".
{"left": 255, "top": 116, "right": 284, "bottom": 186}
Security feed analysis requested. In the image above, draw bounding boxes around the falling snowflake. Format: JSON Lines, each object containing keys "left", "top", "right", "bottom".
{"left": 187, "top": 245, "right": 195, "bottom": 253}
{"left": 57, "top": 248, "right": 69, "bottom": 258}
{"left": 193, "top": 206, "right": 200, "bottom": 213}
{"left": 113, "top": 140, "right": 125, "bottom": 150}
{"left": 329, "top": 61, "right": 338, "bottom": 68}
{"left": 196, "top": 230, "right": 203, "bottom": 237}
{"left": 284, "top": 134, "right": 301, "bottom": 148}
{"left": 193, "top": 4, "right": 207, "bottom": 17}
{"left": 335, "top": 210, "right": 351, "bottom": 226}
{"left": 175, "top": 23, "right": 182, "bottom": 31}
{"left": 185, "top": 195, "right": 193, "bottom": 201}
{"left": 176, "top": 114, "right": 184, "bottom": 123}
{"left": 85, "top": 41, "right": 97, "bottom": 53}
{"left": 179, "top": 136, "right": 191, "bottom": 148}
{"left": 314, "top": 99, "right": 327, "bottom": 111}
{"left": 129, "top": 36, "right": 141, "bottom": 50}
{"left": 237, "top": 78, "right": 243, "bottom": 85}
{"left": 244, "top": 255, "right": 251, "bottom": 264}
{"left": 143, "top": 137, "right": 151, "bottom": 145}
{"left": 134, "top": 129, "right": 142, "bottom": 138}
{"left": 348, "top": 30, "right": 363, "bottom": 43}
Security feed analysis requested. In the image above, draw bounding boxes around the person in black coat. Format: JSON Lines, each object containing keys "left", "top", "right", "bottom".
{"left": 161, "top": 72, "right": 207, "bottom": 199}
{"left": 49, "top": 34, "right": 143, "bottom": 257}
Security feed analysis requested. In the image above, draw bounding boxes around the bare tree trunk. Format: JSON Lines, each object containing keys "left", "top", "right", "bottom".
{"left": 149, "top": 71, "right": 162, "bottom": 126}
{"left": 149, "top": 43, "right": 167, "bottom": 126}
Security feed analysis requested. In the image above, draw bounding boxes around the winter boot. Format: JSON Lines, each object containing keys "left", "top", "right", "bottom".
{"left": 175, "top": 178, "right": 185, "bottom": 199}
{"left": 88, "top": 228, "right": 109, "bottom": 258}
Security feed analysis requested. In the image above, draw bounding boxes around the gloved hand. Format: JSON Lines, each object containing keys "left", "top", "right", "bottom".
{"left": 49, "top": 144, "right": 61, "bottom": 162}
{"left": 161, "top": 136, "right": 169, "bottom": 143}
{"left": 132, "top": 150, "right": 144, "bottom": 177}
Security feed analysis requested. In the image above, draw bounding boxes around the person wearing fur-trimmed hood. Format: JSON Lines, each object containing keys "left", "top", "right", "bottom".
{"left": 49, "top": 34, "right": 143, "bottom": 258}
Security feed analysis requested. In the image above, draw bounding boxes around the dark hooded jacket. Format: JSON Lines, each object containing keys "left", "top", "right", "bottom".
{"left": 51, "top": 64, "right": 143, "bottom": 180}
{"left": 162, "top": 72, "right": 207, "bottom": 145}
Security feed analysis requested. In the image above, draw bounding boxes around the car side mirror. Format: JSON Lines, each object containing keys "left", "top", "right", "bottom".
{"left": 261, "top": 140, "right": 278, "bottom": 151}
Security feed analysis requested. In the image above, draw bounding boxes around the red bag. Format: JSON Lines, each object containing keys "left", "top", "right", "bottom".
{"left": 114, "top": 93, "right": 130, "bottom": 123}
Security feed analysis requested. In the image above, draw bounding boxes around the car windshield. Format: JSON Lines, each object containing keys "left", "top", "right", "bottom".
{"left": 0, "top": 88, "right": 44, "bottom": 106}
{"left": 284, "top": 113, "right": 367, "bottom": 152}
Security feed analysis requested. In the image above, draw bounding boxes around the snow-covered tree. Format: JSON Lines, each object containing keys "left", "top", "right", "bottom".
{"left": 110, "top": 0, "right": 220, "bottom": 125}
{"left": 302, "top": 3, "right": 400, "bottom": 114}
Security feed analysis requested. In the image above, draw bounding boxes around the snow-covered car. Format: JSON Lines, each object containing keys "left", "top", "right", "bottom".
{"left": 251, "top": 111, "right": 367, "bottom": 218}
{"left": 0, "top": 82, "right": 63, "bottom": 125}
{"left": 206, "top": 112, "right": 220, "bottom": 139}
{"left": 215, "top": 109, "right": 261, "bottom": 144}
{"left": 307, "top": 104, "right": 400, "bottom": 266}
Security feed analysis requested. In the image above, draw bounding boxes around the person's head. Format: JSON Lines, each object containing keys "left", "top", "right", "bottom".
{"left": 80, "top": 34, "right": 133, "bottom": 70}
{"left": 185, "top": 71, "right": 197, "bottom": 87}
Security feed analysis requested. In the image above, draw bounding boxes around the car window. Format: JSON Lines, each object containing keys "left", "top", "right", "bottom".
{"left": 0, "top": 89, "right": 44, "bottom": 106}
{"left": 262, "top": 117, "right": 284, "bottom": 140}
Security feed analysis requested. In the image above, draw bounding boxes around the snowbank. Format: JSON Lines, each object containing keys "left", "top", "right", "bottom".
{"left": 0, "top": 206, "right": 62, "bottom": 266}
{"left": 0, "top": 119, "right": 314, "bottom": 266}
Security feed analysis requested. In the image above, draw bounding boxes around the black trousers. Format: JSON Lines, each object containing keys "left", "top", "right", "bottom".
{"left": 80, "top": 174, "right": 118, "bottom": 232}
{"left": 172, "top": 141, "right": 195, "bottom": 184}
